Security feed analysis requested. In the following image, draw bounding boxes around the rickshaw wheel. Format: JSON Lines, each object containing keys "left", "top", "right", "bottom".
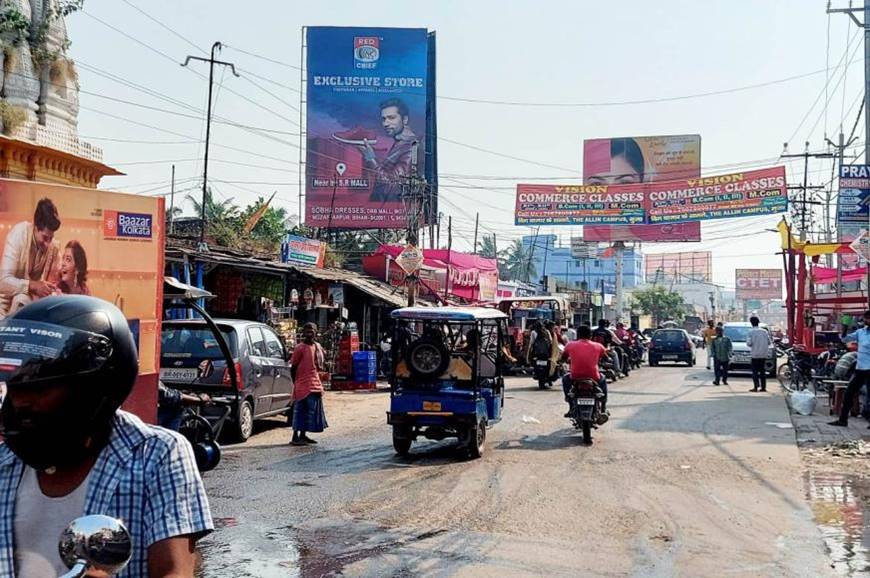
{"left": 467, "top": 418, "right": 486, "bottom": 459}
{"left": 392, "top": 426, "right": 412, "bottom": 456}
{"left": 406, "top": 337, "right": 450, "bottom": 378}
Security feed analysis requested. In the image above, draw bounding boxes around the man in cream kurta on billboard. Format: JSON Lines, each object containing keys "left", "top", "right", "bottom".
{"left": 0, "top": 198, "right": 62, "bottom": 318}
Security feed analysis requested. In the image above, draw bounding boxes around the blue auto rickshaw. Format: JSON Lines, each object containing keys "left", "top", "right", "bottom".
{"left": 386, "top": 307, "right": 508, "bottom": 458}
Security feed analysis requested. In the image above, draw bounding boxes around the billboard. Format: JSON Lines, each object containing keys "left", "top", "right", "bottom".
{"left": 735, "top": 269, "right": 782, "bottom": 300}
{"left": 281, "top": 234, "right": 325, "bottom": 267}
{"left": 837, "top": 164, "right": 870, "bottom": 224}
{"left": 515, "top": 183, "right": 645, "bottom": 226}
{"left": 645, "top": 166, "right": 787, "bottom": 224}
{"left": 515, "top": 166, "right": 787, "bottom": 226}
{"left": 0, "top": 179, "right": 164, "bottom": 420}
{"left": 645, "top": 251, "right": 712, "bottom": 284}
{"left": 583, "top": 135, "right": 701, "bottom": 242}
{"left": 305, "top": 27, "right": 432, "bottom": 229}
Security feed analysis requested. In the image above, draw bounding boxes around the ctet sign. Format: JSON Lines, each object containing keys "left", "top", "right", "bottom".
{"left": 395, "top": 244, "right": 424, "bottom": 274}
{"left": 735, "top": 269, "right": 782, "bottom": 300}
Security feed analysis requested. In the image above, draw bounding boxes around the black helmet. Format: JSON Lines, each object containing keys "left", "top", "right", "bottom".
{"left": 0, "top": 295, "right": 138, "bottom": 470}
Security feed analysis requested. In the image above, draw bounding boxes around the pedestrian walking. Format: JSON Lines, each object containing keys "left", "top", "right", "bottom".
{"left": 702, "top": 320, "right": 716, "bottom": 369}
{"left": 290, "top": 322, "right": 328, "bottom": 446}
{"left": 746, "top": 316, "right": 770, "bottom": 392}
{"left": 830, "top": 310, "right": 870, "bottom": 428}
{"left": 710, "top": 326, "right": 732, "bottom": 386}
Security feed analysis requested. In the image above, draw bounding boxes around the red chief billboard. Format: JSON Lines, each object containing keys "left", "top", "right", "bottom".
{"left": 583, "top": 135, "right": 701, "bottom": 242}
{"left": 735, "top": 269, "right": 782, "bottom": 300}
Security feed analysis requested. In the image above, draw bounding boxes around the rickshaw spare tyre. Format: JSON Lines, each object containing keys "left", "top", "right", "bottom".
{"left": 405, "top": 336, "right": 450, "bottom": 378}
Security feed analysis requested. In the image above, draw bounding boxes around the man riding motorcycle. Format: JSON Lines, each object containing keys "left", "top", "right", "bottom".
{"left": 593, "top": 319, "right": 624, "bottom": 378}
{"left": 559, "top": 325, "right": 609, "bottom": 418}
{"left": 0, "top": 296, "right": 213, "bottom": 577}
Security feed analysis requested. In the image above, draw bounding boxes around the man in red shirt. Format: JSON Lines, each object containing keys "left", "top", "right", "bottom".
{"left": 559, "top": 325, "right": 609, "bottom": 417}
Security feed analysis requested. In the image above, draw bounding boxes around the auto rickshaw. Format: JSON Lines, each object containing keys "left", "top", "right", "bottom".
{"left": 386, "top": 307, "right": 508, "bottom": 458}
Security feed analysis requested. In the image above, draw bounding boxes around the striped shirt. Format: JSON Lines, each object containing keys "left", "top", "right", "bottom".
{"left": 0, "top": 410, "right": 213, "bottom": 577}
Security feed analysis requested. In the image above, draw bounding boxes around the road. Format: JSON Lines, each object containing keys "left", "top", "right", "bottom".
{"left": 197, "top": 353, "right": 835, "bottom": 577}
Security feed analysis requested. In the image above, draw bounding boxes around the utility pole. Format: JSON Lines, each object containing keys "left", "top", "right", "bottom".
{"left": 183, "top": 42, "right": 239, "bottom": 250}
{"left": 782, "top": 141, "right": 830, "bottom": 241}
{"left": 444, "top": 215, "right": 452, "bottom": 302}
{"left": 472, "top": 212, "right": 479, "bottom": 255}
{"left": 614, "top": 241, "right": 625, "bottom": 321}
{"left": 401, "top": 143, "right": 424, "bottom": 306}
{"left": 168, "top": 164, "right": 176, "bottom": 235}
{"left": 828, "top": 1, "right": 870, "bottom": 303}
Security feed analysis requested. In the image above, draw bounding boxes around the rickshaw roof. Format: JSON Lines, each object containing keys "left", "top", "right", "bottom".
{"left": 391, "top": 306, "right": 507, "bottom": 321}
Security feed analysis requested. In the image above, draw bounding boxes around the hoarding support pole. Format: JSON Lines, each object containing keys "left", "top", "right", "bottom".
{"left": 614, "top": 241, "right": 624, "bottom": 322}
{"left": 867, "top": 0, "right": 870, "bottom": 305}
{"left": 182, "top": 42, "right": 239, "bottom": 250}
{"left": 169, "top": 164, "right": 176, "bottom": 235}
{"left": 473, "top": 212, "right": 479, "bottom": 255}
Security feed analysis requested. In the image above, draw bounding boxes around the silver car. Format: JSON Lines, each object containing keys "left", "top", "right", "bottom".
{"left": 722, "top": 322, "right": 777, "bottom": 377}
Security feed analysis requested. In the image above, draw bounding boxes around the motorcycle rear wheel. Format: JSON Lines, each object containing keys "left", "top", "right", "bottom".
{"left": 582, "top": 421, "right": 592, "bottom": 445}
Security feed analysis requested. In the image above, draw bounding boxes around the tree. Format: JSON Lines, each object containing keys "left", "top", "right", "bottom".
{"left": 238, "top": 196, "right": 294, "bottom": 253}
{"left": 632, "top": 286, "right": 686, "bottom": 325}
{"left": 503, "top": 239, "right": 536, "bottom": 283}
{"left": 478, "top": 234, "right": 509, "bottom": 279}
{"left": 185, "top": 189, "right": 241, "bottom": 248}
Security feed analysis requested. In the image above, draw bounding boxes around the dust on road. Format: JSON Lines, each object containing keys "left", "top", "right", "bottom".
{"left": 198, "top": 360, "right": 835, "bottom": 577}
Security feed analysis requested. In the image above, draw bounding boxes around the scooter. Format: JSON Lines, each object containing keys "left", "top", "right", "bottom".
{"left": 533, "top": 353, "right": 557, "bottom": 389}
{"left": 567, "top": 377, "right": 608, "bottom": 445}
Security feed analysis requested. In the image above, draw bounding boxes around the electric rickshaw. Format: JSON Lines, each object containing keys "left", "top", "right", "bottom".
{"left": 386, "top": 307, "right": 509, "bottom": 458}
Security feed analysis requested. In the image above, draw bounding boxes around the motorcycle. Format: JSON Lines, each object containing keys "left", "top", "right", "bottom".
{"left": 599, "top": 357, "right": 619, "bottom": 383}
{"left": 533, "top": 352, "right": 557, "bottom": 389}
{"left": 567, "top": 377, "right": 608, "bottom": 445}
{"left": 59, "top": 515, "right": 132, "bottom": 577}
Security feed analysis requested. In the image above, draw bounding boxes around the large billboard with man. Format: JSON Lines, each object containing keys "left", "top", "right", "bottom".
{"left": 305, "top": 27, "right": 432, "bottom": 229}
{"left": 582, "top": 134, "right": 702, "bottom": 242}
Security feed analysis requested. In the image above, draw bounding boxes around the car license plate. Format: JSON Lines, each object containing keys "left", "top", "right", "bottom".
{"left": 577, "top": 398, "right": 595, "bottom": 406}
{"left": 662, "top": 355, "right": 677, "bottom": 360}
{"left": 536, "top": 360, "right": 548, "bottom": 366}
{"left": 422, "top": 401, "right": 442, "bottom": 412}
{"left": 159, "top": 367, "right": 198, "bottom": 382}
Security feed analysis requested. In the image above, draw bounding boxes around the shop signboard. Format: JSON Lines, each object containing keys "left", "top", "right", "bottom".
{"left": 305, "top": 27, "right": 433, "bottom": 229}
{"left": 0, "top": 179, "right": 164, "bottom": 420}
{"left": 837, "top": 164, "right": 870, "bottom": 224}
{"left": 516, "top": 166, "right": 787, "bottom": 226}
{"left": 583, "top": 134, "right": 702, "bottom": 242}
{"left": 281, "top": 235, "right": 325, "bottom": 268}
{"left": 849, "top": 230, "right": 870, "bottom": 262}
{"left": 328, "top": 283, "right": 344, "bottom": 306}
{"left": 735, "top": 269, "right": 782, "bottom": 300}
{"left": 395, "top": 243, "right": 424, "bottom": 274}
{"left": 570, "top": 238, "right": 597, "bottom": 259}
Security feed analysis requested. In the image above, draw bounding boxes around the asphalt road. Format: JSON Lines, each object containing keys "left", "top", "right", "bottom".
{"left": 197, "top": 353, "right": 835, "bottom": 577}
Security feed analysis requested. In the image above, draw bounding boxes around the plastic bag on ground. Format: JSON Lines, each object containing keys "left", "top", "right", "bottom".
{"left": 789, "top": 390, "right": 817, "bottom": 416}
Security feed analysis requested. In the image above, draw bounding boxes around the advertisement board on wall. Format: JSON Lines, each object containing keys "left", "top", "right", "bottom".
{"left": 0, "top": 179, "right": 164, "bottom": 420}
{"left": 583, "top": 134, "right": 701, "bottom": 242}
{"left": 645, "top": 251, "right": 712, "bottom": 284}
{"left": 837, "top": 164, "right": 870, "bottom": 225}
{"left": 281, "top": 234, "right": 325, "bottom": 268}
{"left": 515, "top": 166, "right": 787, "bottom": 226}
{"left": 735, "top": 269, "right": 782, "bottom": 300}
{"left": 305, "top": 27, "right": 432, "bottom": 229}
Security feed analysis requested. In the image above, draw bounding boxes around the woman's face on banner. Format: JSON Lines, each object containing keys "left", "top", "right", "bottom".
{"left": 60, "top": 247, "right": 76, "bottom": 285}
{"left": 586, "top": 154, "right": 644, "bottom": 185}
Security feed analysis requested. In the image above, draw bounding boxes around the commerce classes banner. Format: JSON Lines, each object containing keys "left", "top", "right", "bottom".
{"left": 515, "top": 166, "right": 787, "bottom": 227}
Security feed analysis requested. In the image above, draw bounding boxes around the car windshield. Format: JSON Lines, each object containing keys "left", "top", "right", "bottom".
{"left": 723, "top": 326, "right": 751, "bottom": 342}
{"left": 653, "top": 330, "right": 684, "bottom": 343}
{"left": 161, "top": 325, "right": 239, "bottom": 359}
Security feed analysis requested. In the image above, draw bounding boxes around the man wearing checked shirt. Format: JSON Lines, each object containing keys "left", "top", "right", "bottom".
{"left": 0, "top": 296, "right": 212, "bottom": 577}
{"left": 830, "top": 309, "right": 870, "bottom": 428}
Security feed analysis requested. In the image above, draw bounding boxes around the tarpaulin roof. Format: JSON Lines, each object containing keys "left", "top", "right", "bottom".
{"left": 375, "top": 245, "right": 498, "bottom": 271}
{"left": 812, "top": 265, "right": 867, "bottom": 284}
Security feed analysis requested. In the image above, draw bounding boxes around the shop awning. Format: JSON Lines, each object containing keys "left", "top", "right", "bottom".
{"left": 288, "top": 265, "right": 409, "bottom": 308}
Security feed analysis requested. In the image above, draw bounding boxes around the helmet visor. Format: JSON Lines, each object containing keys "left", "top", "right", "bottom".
{"left": 0, "top": 320, "right": 113, "bottom": 386}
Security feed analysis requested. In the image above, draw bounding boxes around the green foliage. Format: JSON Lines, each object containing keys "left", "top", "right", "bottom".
{"left": 184, "top": 189, "right": 242, "bottom": 248}
{"left": 239, "top": 196, "right": 293, "bottom": 252}
{"left": 0, "top": 8, "right": 30, "bottom": 49}
{"left": 631, "top": 286, "right": 686, "bottom": 325}
{"left": 478, "top": 234, "right": 509, "bottom": 279}
{"left": 0, "top": 101, "right": 26, "bottom": 135}
{"left": 502, "top": 239, "right": 536, "bottom": 283}
{"left": 30, "top": 0, "right": 84, "bottom": 65}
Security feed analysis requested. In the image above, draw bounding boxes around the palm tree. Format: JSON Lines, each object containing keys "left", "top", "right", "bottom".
{"left": 503, "top": 239, "right": 537, "bottom": 282}
{"left": 478, "top": 235, "right": 510, "bottom": 279}
{"left": 184, "top": 189, "right": 241, "bottom": 247}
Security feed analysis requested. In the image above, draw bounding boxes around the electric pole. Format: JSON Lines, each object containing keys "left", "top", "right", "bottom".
{"left": 169, "top": 164, "right": 176, "bottom": 236}
{"left": 401, "top": 143, "right": 425, "bottom": 306}
{"left": 828, "top": 1, "right": 870, "bottom": 303}
{"left": 473, "top": 212, "right": 479, "bottom": 255}
{"left": 782, "top": 142, "right": 831, "bottom": 241}
{"left": 183, "top": 42, "right": 239, "bottom": 250}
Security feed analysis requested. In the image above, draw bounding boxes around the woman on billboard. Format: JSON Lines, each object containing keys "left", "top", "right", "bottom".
{"left": 584, "top": 138, "right": 646, "bottom": 185}
{"left": 58, "top": 240, "right": 90, "bottom": 295}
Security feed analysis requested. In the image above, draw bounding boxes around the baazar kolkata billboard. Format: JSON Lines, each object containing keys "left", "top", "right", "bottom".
{"left": 0, "top": 179, "right": 164, "bottom": 421}
{"left": 735, "top": 269, "right": 782, "bottom": 300}
{"left": 582, "top": 134, "right": 702, "bottom": 242}
{"left": 515, "top": 166, "right": 787, "bottom": 226}
{"left": 305, "top": 27, "right": 436, "bottom": 229}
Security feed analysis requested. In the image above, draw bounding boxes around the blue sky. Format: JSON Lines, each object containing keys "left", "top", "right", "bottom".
{"left": 68, "top": 0, "right": 860, "bottom": 287}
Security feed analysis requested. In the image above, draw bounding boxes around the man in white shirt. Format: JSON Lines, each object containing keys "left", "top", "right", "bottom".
{"left": 746, "top": 316, "right": 771, "bottom": 392}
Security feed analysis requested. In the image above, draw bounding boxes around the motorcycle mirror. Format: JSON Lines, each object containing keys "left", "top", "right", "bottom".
{"left": 58, "top": 515, "right": 132, "bottom": 578}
